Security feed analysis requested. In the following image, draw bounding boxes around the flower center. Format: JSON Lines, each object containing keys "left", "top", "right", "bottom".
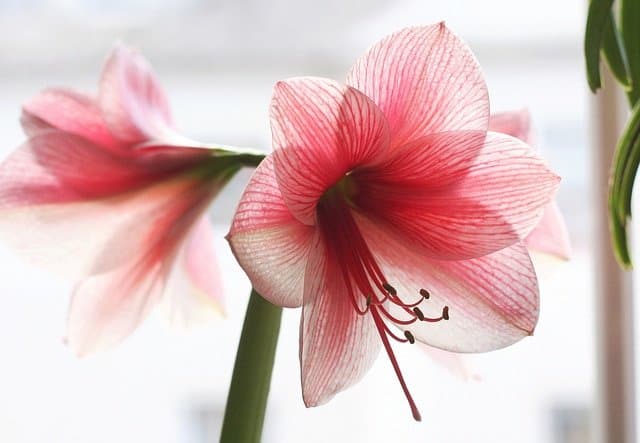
{"left": 317, "top": 179, "right": 449, "bottom": 422}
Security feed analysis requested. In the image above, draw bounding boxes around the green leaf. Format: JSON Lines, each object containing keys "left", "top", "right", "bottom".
{"left": 602, "top": 11, "right": 631, "bottom": 88}
{"left": 608, "top": 102, "right": 640, "bottom": 268}
{"left": 622, "top": 0, "right": 640, "bottom": 104}
{"left": 609, "top": 200, "right": 632, "bottom": 268}
{"left": 219, "top": 290, "right": 282, "bottom": 443}
{"left": 585, "top": 0, "right": 615, "bottom": 92}
{"left": 611, "top": 102, "right": 640, "bottom": 221}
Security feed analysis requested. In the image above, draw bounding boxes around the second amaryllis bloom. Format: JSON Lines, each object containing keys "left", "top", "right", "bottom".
{"left": 0, "top": 45, "right": 251, "bottom": 355}
{"left": 228, "top": 23, "right": 560, "bottom": 420}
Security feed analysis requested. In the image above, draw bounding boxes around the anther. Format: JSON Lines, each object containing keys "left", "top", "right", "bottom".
{"left": 366, "top": 295, "right": 372, "bottom": 306}
{"left": 383, "top": 283, "right": 397, "bottom": 296}
{"left": 442, "top": 306, "right": 449, "bottom": 320}
{"left": 404, "top": 330, "right": 415, "bottom": 344}
{"left": 419, "top": 288, "right": 430, "bottom": 299}
{"left": 413, "top": 307, "right": 425, "bottom": 321}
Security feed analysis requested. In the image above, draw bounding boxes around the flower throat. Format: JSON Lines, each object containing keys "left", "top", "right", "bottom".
{"left": 317, "top": 176, "right": 449, "bottom": 421}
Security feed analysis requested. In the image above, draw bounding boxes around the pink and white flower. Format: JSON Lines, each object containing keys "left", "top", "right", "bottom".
{"left": 227, "top": 24, "right": 560, "bottom": 420}
{"left": 0, "top": 45, "right": 238, "bottom": 355}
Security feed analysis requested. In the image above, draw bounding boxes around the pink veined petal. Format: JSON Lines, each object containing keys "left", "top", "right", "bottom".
{"left": 181, "top": 215, "right": 224, "bottom": 308}
{"left": 157, "top": 216, "right": 224, "bottom": 327}
{"left": 0, "top": 170, "right": 216, "bottom": 279}
{"left": 300, "top": 233, "right": 381, "bottom": 406}
{"left": 65, "top": 176, "right": 220, "bottom": 355}
{"left": 270, "top": 77, "right": 390, "bottom": 225}
{"left": 0, "top": 132, "right": 208, "bottom": 211}
{"left": 489, "top": 109, "right": 532, "bottom": 144}
{"left": 99, "top": 44, "right": 173, "bottom": 144}
{"left": 65, "top": 251, "right": 168, "bottom": 356}
{"left": 0, "top": 132, "right": 172, "bottom": 207}
{"left": 228, "top": 156, "right": 314, "bottom": 308}
{"left": 357, "top": 131, "right": 560, "bottom": 260}
{"left": 21, "top": 88, "right": 120, "bottom": 149}
{"left": 524, "top": 201, "right": 571, "bottom": 260}
{"left": 346, "top": 23, "right": 489, "bottom": 148}
{"left": 355, "top": 130, "right": 487, "bottom": 188}
{"left": 355, "top": 214, "right": 539, "bottom": 352}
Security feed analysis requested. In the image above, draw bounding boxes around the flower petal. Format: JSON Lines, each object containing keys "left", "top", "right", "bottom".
{"left": 21, "top": 88, "right": 120, "bottom": 149}
{"left": 65, "top": 179, "right": 219, "bottom": 355}
{"left": 346, "top": 23, "right": 489, "bottom": 147}
{"left": 357, "top": 132, "right": 560, "bottom": 260}
{"left": 356, "top": 215, "right": 539, "bottom": 352}
{"left": 270, "top": 77, "right": 390, "bottom": 224}
{"left": 65, "top": 255, "right": 167, "bottom": 356}
{"left": 0, "top": 132, "right": 166, "bottom": 208}
{"left": 228, "top": 156, "right": 314, "bottom": 308}
{"left": 182, "top": 216, "right": 223, "bottom": 306}
{"left": 524, "top": 201, "right": 571, "bottom": 259}
{"left": 156, "top": 216, "right": 224, "bottom": 327}
{"left": 489, "top": 109, "right": 531, "bottom": 143}
{"left": 99, "top": 45, "right": 173, "bottom": 143}
{"left": 300, "top": 233, "right": 380, "bottom": 406}
{"left": 0, "top": 170, "right": 215, "bottom": 278}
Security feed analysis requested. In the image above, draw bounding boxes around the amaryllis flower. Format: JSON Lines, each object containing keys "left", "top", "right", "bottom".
{"left": 489, "top": 110, "right": 571, "bottom": 259}
{"left": 227, "top": 23, "right": 560, "bottom": 420}
{"left": 0, "top": 45, "right": 246, "bottom": 355}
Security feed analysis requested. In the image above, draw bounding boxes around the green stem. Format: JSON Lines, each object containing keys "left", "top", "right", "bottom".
{"left": 219, "top": 290, "right": 283, "bottom": 443}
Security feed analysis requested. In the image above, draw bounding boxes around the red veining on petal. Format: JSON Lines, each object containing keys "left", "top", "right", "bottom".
{"left": 316, "top": 180, "right": 449, "bottom": 421}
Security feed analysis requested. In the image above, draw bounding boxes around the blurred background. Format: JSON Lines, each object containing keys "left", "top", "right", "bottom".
{"left": 0, "top": 0, "right": 597, "bottom": 442}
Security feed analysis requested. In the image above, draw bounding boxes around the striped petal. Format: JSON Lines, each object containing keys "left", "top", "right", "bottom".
{"left": 346, "top": 23, "right": 489, "bottom": 148}
{"left": 270, "top": 77, "right": 390, "bottom": 225}
{"left": 300, "top": 233, "right": 380, "bottom": 406}
{"left": 355, "top": 214, "right": 539, "bottom": 353}
{"left": 356, "top": 132, "right": 560, "bottom": 260}
{"left": 21, "top": 88, "right": 119, "bottom": 150}
{"left": 99, "top": 45, "right": 173, "bottom": 144}
{"left": 228, "top": 156, "right": 314, "bottom": 308}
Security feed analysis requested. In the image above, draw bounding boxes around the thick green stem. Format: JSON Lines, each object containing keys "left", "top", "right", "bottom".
{"left": 219, "top": 290, "right": 282, "bottom": 443}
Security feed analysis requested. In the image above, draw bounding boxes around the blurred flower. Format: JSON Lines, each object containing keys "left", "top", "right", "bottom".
{"left": 0, "top": 45, "right": 243, "bottom": 355}
{"left": 228, "top": 23, "right": 560, "bottom": 420}
{"left": 489, "top": 109, "right": 571, "bottom": 260}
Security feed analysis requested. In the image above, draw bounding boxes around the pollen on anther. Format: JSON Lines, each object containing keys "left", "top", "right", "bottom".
{"left": 383, "top": 283, "right": 397, "bottom": 296}
{"left": 419, "top": 288, "right": 430, "bottom": 299}
{"left": 442, "top": 306, "right": 450, "bottom": 320}
{"left": 404, "top": 330, "right": 416, "bottom": 344}
{"left": 413, "top": 307, "right": 425, "bottom": 321}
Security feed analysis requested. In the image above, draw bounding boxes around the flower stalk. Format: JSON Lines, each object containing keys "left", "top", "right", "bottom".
{"left": 219, "top": 289, "right": 282, "bottom": 443}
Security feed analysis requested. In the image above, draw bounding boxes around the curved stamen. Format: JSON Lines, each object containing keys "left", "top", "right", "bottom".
{"left": 376, "top": 304, "right": 418, "bottom": 325}
{"left": 420, "top": 306, "right": 450, "bottom": 323}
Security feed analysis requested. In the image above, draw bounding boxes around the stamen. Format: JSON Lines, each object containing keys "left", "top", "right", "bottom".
{"left": 419, "top": 288, "right": 430, "bottom": 299}
{"left": 404, "top": 330, "right": 415, "bottom": 344}
{"left": 413, "top": 307, "right": 425, "bottom": 321}
{"left": 419, "top": 306, "right": 451, "bottom": 323}
{"left": 382, "top": 282, "right": 397, "bottom": 296}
